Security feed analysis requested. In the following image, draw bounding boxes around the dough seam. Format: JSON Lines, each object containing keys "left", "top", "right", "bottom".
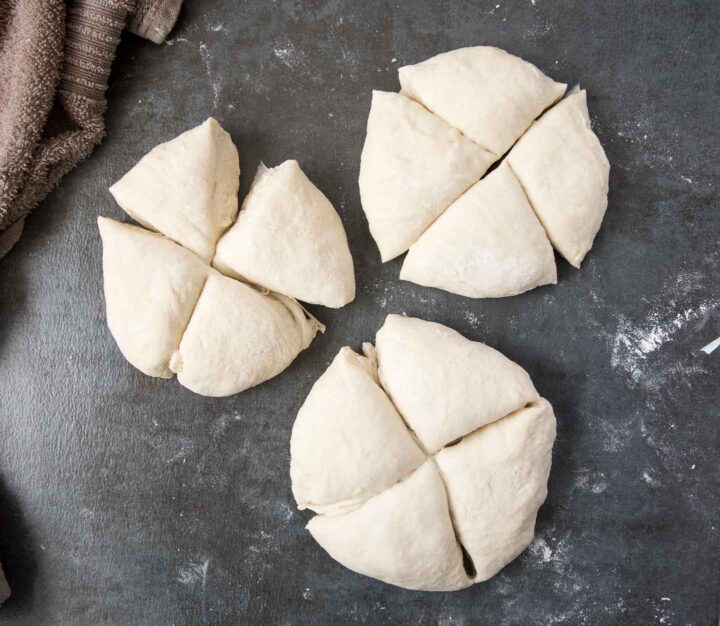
{"left": 429, "top": 456, "right": 477, "bottom": 580}
{"left": 400, "top": 88, "right": 501, "bottom": 158}
{"left": 505, "top": 160, "right": 563, "bottom": 265}
{"left": 304, "top": 399, "right": 543, "bottom": 530}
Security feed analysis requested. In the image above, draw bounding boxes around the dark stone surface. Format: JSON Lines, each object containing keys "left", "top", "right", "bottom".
{"left": 0, "top": 1, "right": 718, "bottom": 623}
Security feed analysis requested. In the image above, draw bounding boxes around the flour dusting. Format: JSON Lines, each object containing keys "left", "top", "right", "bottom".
{"left": 177, "top": 559, "right": 210, "bottom": 588}
{"left": 274, "top": 42, "right": 305, "bottom": 68}
{"left": 199, "top": 43, "right": 222, "bottom": 109}
{"left": 611, "top": 299, "right": 717, "bottom": 384}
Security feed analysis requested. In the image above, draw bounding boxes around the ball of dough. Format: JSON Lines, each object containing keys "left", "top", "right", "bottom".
{"left": 291, "top": 314, "right": 556, "bottom": 591}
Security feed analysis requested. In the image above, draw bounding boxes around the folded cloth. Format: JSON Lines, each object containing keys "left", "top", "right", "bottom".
{"left": 0, "top": 0, "right": 182, "bottom": 259}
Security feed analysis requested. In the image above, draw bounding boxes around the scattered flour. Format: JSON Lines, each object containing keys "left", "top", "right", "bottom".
{"left": 199, "top": 43, "right": 222, "bottom": 109}
{"left": 464, "top": 310, "right": 480, "bottom": 328}
{"left": 177, "top": 559, "right": 210, "bottom": 588}
{"left": 274, "top": 42, "right": 305, "bottom": 69}
{"left": 642, "top": 471, "right": 659, "bottom": 487}
{"left": 611, "top": 299, "right": 717, "bottom": 384}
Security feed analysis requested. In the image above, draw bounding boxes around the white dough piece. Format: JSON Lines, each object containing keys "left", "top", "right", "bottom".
{"left": 399, "top": 46, "right": 566, "bottom": 156}
{"left": 435, "top": 399, "right": 556, "bottom": 581}
{"left": 358, "top": 91, "right": 496, "bottom": 261}
{"left": 291, "top": 346, "right": 426, "bottom": 515}
{"left": 170, "top": 273, "right": 321, "bottom": 397}
{"left": 213, "top": 160, "right": 355, "bottom": 308}
{"left": 109, "top": 118, "right": 240, "bottom": 262}
{"left": 375, "top": 315, "right": 539, "bottom": 454}
{"left": 508, "top": 90, "right": 610, "bottom": 267}
{"left": 307, "top": 460, "right": 472, "bottom": 591}
{"left": 98, "top": 217, "right": 208, "bottom": 378}
{"left": 401, "top": 163, "right": 557, "bottom": 298}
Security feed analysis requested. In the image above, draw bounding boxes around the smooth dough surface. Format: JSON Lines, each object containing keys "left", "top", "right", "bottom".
{"left": 375, "top": 315, "right": 539, "bottom": 454}
{"left": 399, "top": 46, "right": 566, "bottom": 156}
{"left": 307, "top": 460, "right": 472, "bottom": 592}
{"left": 401, "top": 162, "right": 557, "bottom": 298}
{"left": 435, "top": 399, "right": 556, "bottom": 581}
{"left": 98, "top": 217, "right": 208, "bottom": 378}
{"left": 291, "top": 346, "right": 426, "bottom": 515}
{"left": 109, "top": 117, "right": 240, "bottom": 262}
{"left": 358, "top": 91, "right": 495, "bottom": 261}
{"left": 508, "top": 90, "right": 610, "bottom": 267}
{"left": 213, "top": 160, "right": 355, "bottom": 308}
{"left": 170, "top": 273, "right": 320, "bottom": 397}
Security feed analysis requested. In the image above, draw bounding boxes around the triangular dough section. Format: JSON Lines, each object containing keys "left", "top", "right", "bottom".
{"left": 109, "top": 117, "right": 240, "bottom": 262}
{"left": 401, "top": 162, "right": 557, "bottom": 298}
{"left": 508, "top": 90, "right": 610, "bottom": 268}
{"left": 358, "top": 91, "right": 496, "bottom": 262}
{"left": 399, "top": 46, "right": 566, "bottom": 156}
{"left": 170, "top": 273, "right": 321, "bottom": 397}
{"left": 291, "top": 346, "right": 426, "bottom": 516}
{"left": 307, "top": 460, "right": 472, "bottom": 591}
{"left": 375, "top": 315, "right": 539, "bottom": 454}
{"left": 98, "top": 217, "right": 208, "bottom": 378}
{"left": 213, "top": 160, "right": 355, "bottom": 308}
{"left": 435, "top": 399, "right": 556, "bottom": 582}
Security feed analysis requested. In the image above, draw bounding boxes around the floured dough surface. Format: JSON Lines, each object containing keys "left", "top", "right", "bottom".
{"left": 507, "top": 90, "right": 611, "bottom": 268}
{"left": 401, "top": 163, "right": 557, "bottom": 298}
{"left": 98, "top": 217, "right": 209, "bottom": 378}
{"left": 359, "top": 46, "right": 610, "bottom": 295}
{"left": 170, "top": 273, "right": 320, "bottom": 397}
{"left": 359, "top": 90, "right": 495, "bottom": 261}
{"left": 99, "top": 118, "right": 353, "bottom": 396}
{"left": 292, "top": 315, "right": 557, "bottom": 591}
{"left": 213, "top": 160, "right": 355, "bottom": 308}
{"left": 109, "top": 117, "right": 240, "bottom": 262}
{"left": 399, "top": 46, "right": 566, "bottom": 156}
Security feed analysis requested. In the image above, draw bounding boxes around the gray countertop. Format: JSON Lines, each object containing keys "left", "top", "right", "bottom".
{"left": 0, "top": 1, "right": 718, "bottom": 624}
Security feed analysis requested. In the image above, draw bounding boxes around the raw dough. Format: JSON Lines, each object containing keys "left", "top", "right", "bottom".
{"left": 508, "top": 90, "right": 611, "bottom": 267}
{"left": 98, "top": 217, "right": 208, "bottom": 378}
{"left": 213, "top": 160, "right": 355, "bottom": 308}
{"left": 170, "top": 273, "right": 320, "bottom": 397}
{"left": 307, "top": 460, "right": 472, "bottom": 592}
{"left": 358, "top": 47, "right": 610, "bottom": 295}
{"left": 100, "top": 118, "right": 354, "bottom": 396}
{"left": 291, "top": 346, "right": 425, "bottom": 515}
{"left": 401, "top": 162, "right": 557, "bottom": 298}
{"left": 399, "top": 46, "right": 566, "bottom": 156}
{"left": 109, "top": 118, "right": 239, "bottom": 262}
{"left": 435, "top": 399, "right": 556, "bottom": 581}
{"left": 359, "top": 90, "right": 495, "bottom": 261}
{"left": 376, "top": 314, "right": 539, "bottom": 454}
{"left": 292, "top": 315, "right": 556, "bottom": 590}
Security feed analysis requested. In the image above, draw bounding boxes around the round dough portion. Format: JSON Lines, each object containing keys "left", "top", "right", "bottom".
{"left": 292, "top": 316, "right": 556, "bottom": 591}
{"left": 401, "top": 162, "right": 557, "bottom": 298}
{"left": 100, "top": 118, "right": 355, "bottom": 397}
{"left": 399, "top": 46, "right": 566, "bottom": 156}
{"left": 291, "top": 346, "right": 426, "bottom": 515}
{"left": 170, "top": 272, "right": 321, "bottom": 397}
{"left": 358, "top": 47, "right": 609, "bottom": 296}
{"left": 213, "top": 160, "right": 355, "bottom": 308}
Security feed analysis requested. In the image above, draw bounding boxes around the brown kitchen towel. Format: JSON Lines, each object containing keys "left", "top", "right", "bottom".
{"left": 0, "top": 0, "right": 182, "bottom": 260}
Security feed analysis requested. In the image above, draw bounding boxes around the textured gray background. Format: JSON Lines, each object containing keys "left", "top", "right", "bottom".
{"left": 1, "top": 1, "right": 718, "bottom": 624}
